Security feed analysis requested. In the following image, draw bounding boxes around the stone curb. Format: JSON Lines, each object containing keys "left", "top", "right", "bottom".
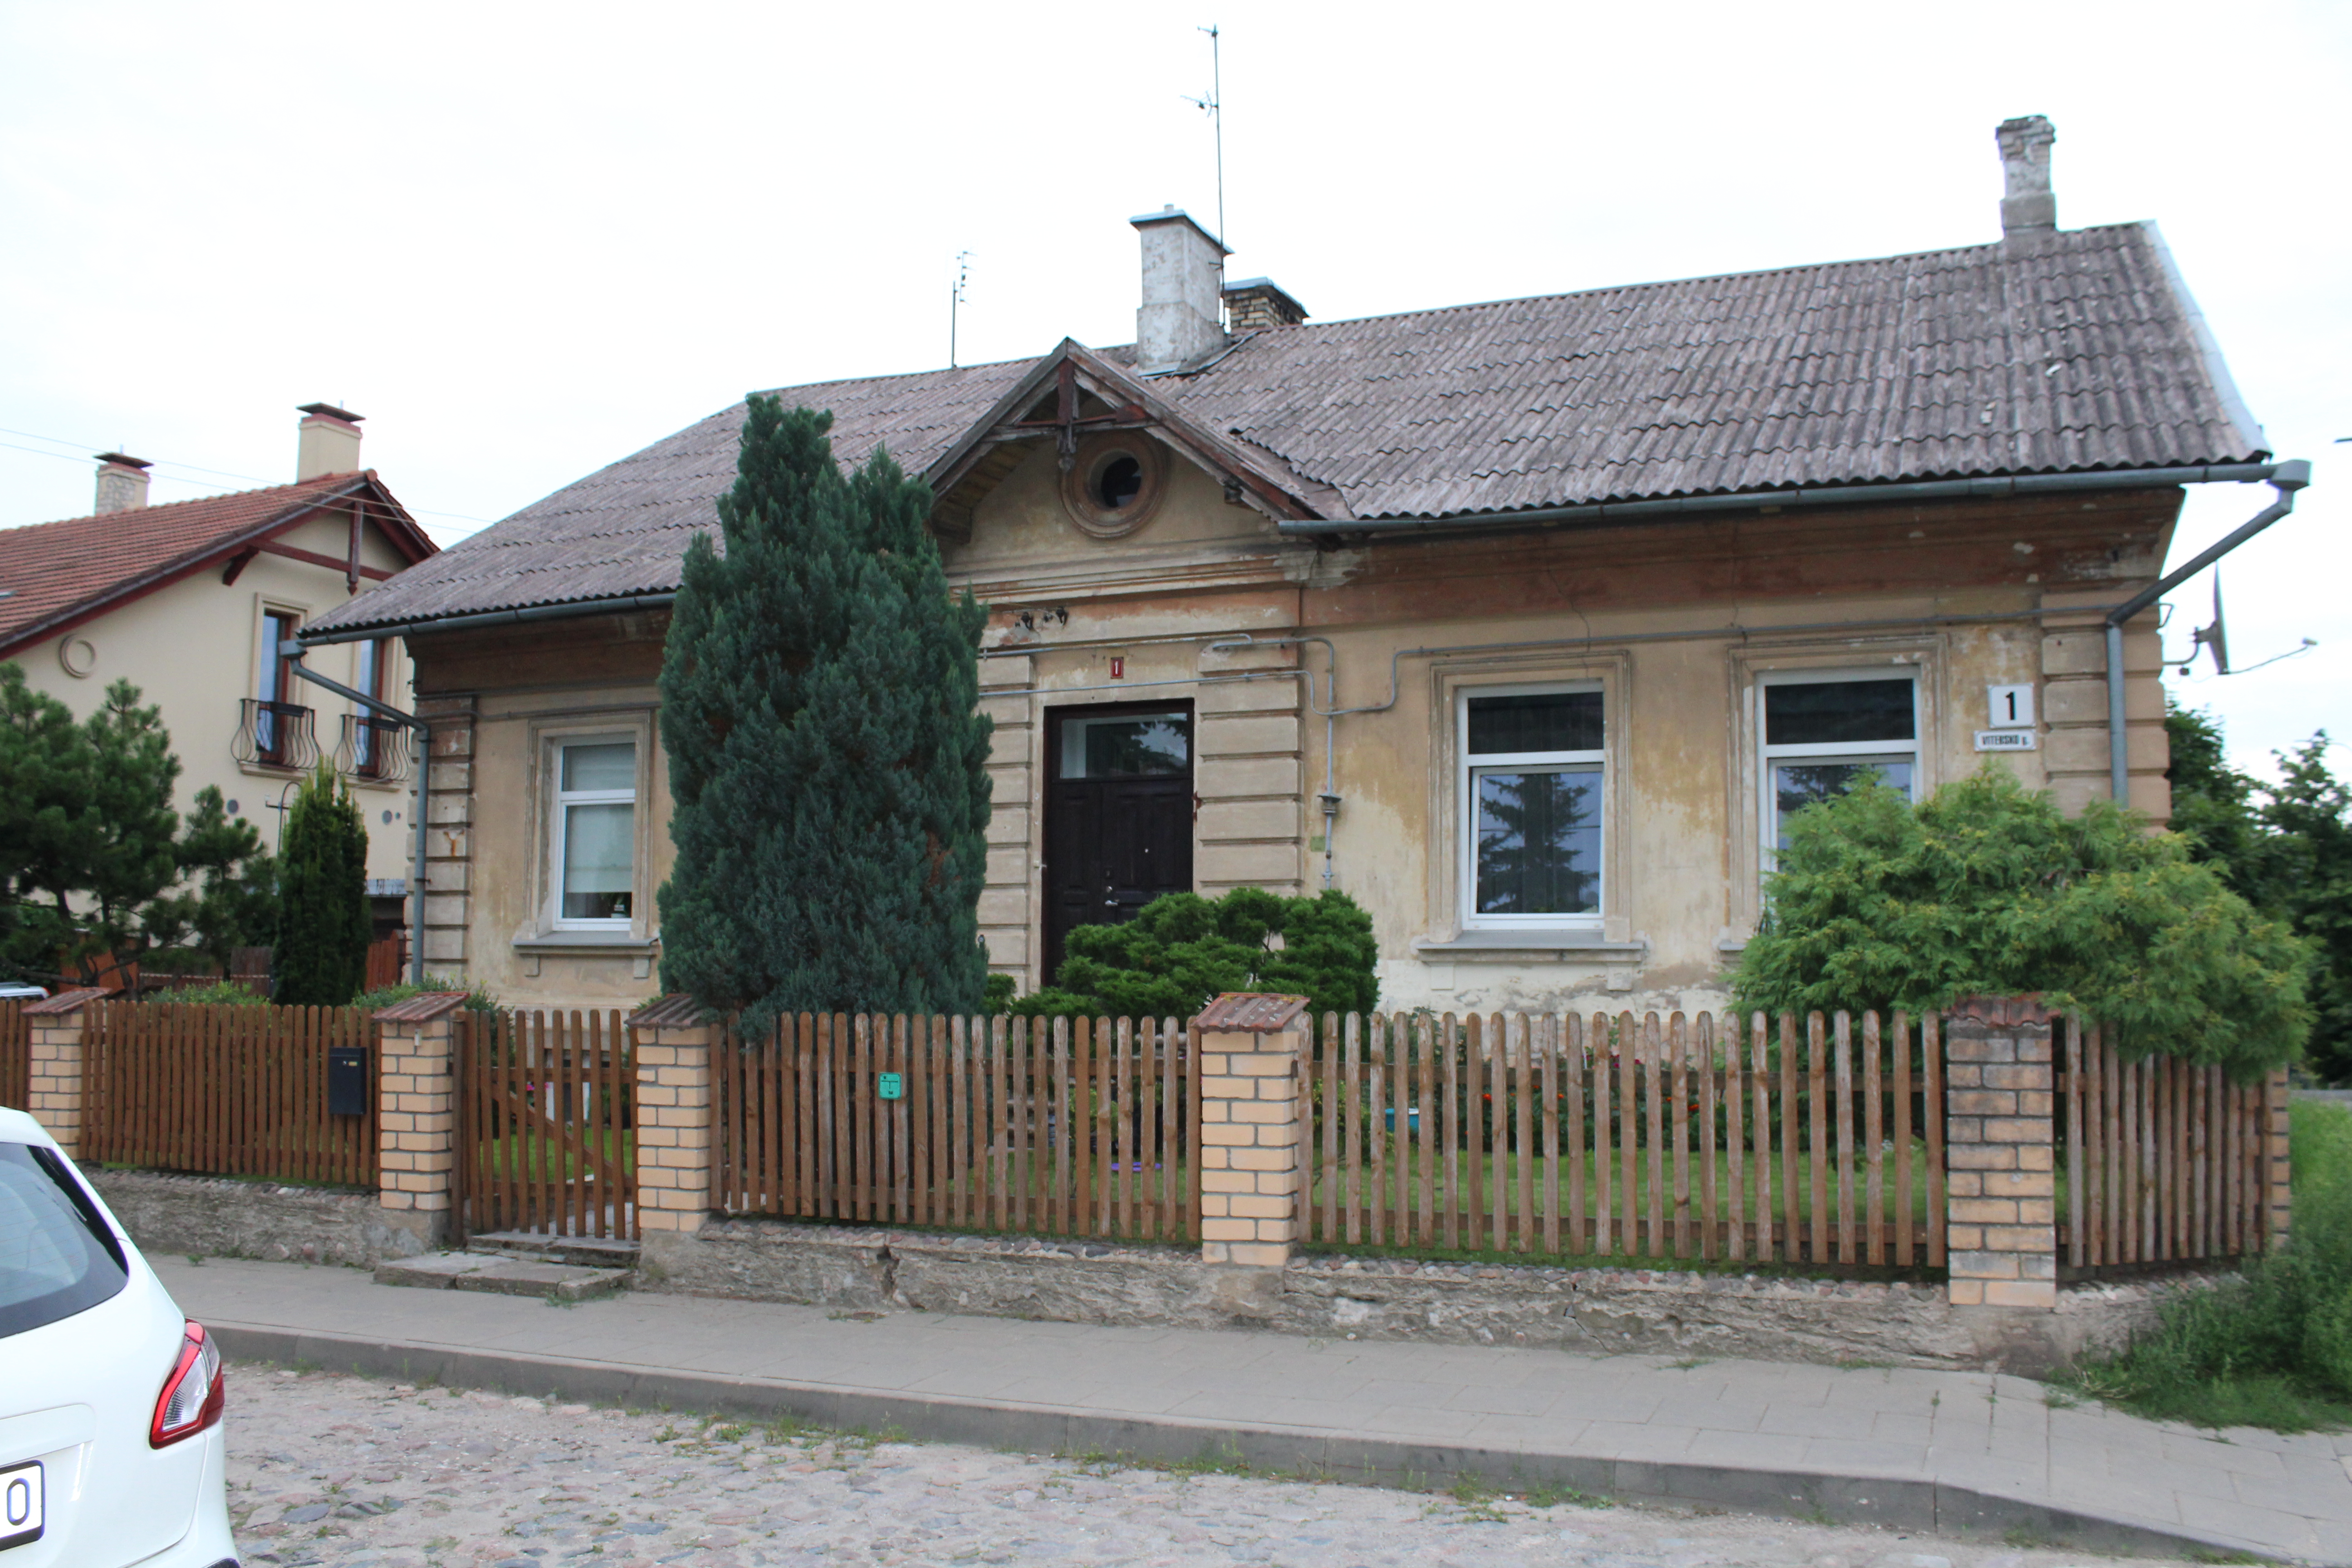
{"left": 206, "top": 1323, "right": 2277, "bottom": 1565}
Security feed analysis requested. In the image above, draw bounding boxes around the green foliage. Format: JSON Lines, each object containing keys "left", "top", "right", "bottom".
{"left": 2067, "top": 1100, "right": 2352, "bottom": 1430}
{"left": 983, "top": 971, "right": 1016, "bottom": 1013}
{"left": 658, "top": 398, "right": 994, "bottom": 1039}
{"left": 274, "top": 766, "right": 371, "bottom": 1007}
{"left": 150, "top": 979, "right": 270, "bottom": 1006}
{"left": 2167, "top": 710, "right": 2352, "bottom": 1084}
{"left": 349, "top": 974, "right": 497, "bottom": 1015}
{"left": 1012, "top": 887, "right": 1378, "bottom": 1023}
{"left": 0, "top": 666, "right": 232, "bottom": 981}
{"left": 1730, "top": 766, "right": 2308, "bottom": 1079}
{"left": 142, "top": 786, "right": 277, "bottom": 975}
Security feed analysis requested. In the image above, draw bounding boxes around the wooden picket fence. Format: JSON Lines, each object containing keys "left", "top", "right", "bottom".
{"left": 1303, "top": 1010, "right": 1946, "bottom": 1266}
{"left": 0, "top": 1000, "right": 26, "bottom": 1108}
{"left": 81, "top": 1001, "right": 377, "bottom": 1186}
{"left": 2061, "top": 1019, "right": 2273, "bottom": 1269}
{"left": 715, "top": 1014, "right": 1201, "bottom": 1242}
{"left": 455, "top": 1009, "right": 637, "bottom": 1242}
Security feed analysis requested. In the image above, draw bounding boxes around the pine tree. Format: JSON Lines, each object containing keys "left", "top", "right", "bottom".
{"left": 274, "top": 766, "right": 371, "bottom": 1006}
{"left": 658, "top": 397, "right": 994, "bottom": 1038}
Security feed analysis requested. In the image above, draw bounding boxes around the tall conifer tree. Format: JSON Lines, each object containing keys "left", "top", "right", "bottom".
{"left": 658, "top": 397, "right": 993, "bottom": 1036}
{"left": 275, "top": 765, "right": 371, "bottom": 1005}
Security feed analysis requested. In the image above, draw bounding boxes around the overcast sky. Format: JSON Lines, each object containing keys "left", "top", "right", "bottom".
{"left": 2, "top": 1, "right": 2344, "bottom": 779}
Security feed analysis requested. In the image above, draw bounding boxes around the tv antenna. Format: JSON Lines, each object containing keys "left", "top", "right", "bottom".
{"left": 949, "top": 250, "right": 973, "bottom": 369}
{"left": 2176, "top": 572, "right": 2317, "bottom": 677}
{"left": 1182, "top": 24, "right": 1225, "bottom": 268}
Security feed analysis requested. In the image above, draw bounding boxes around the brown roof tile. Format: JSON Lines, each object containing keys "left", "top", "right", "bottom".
{"left": 308, "top": 222, "right": 2264, "bottom": 635}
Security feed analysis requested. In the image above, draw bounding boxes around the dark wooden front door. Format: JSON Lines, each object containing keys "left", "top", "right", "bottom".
{"left": 1044, "top": 704, "right": 1194, "bottom": 980}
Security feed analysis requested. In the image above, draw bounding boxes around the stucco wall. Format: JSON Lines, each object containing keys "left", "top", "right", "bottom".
{"left": 14, "top": 512, "right": 418, "bottom": 882}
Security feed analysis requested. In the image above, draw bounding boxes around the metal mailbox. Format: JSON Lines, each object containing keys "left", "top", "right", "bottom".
{"left": 327, "top": 1046, "right": 370, "bottom": 1117}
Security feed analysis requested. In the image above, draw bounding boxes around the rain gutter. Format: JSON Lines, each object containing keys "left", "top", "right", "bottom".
{"left": 293, "top": 592, "right": 680, "bottom": 649}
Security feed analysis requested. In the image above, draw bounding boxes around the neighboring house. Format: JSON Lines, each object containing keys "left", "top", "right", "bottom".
{"left": 302, "top": 118, "right": 2279, "bottom": 1015}
{"left": 0, "top": 405, "right": 440, "bottom": 946}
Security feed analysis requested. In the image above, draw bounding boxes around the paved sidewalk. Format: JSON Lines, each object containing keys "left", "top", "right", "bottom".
{"left": 156, "top": 1256, "right": 2352, "bottom": 1566}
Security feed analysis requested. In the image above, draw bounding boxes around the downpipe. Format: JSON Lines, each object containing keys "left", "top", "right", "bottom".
{"left": 2104, "top": 461, "right": 2310, "bottom": 804}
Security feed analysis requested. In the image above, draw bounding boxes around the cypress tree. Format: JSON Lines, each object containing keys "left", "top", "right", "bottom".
{"left": 274, "top": 765, "right": 371, "bottom": 1005}
{"left": 658, "top": 397, "right": 993, "bottom": 1037}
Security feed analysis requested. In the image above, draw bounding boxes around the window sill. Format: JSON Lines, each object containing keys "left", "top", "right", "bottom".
{"left": 1413, "top": 930, "right": 1646, "bottom": 963}
{"left": 514, "top": 930, "right": 659, "bottom": 953}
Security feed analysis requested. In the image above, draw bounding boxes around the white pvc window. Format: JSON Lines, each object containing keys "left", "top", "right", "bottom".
{"left": 1759, "top": 671, "right": 1918, "bottom": 861}
{"left": 554, "top": 740, "right": 636, "bottom": 926}
{"left": 1459, "top": 686, "right": 1604, "bottom": 927}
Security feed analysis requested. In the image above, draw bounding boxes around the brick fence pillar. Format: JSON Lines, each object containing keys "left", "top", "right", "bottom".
{"left": 24, "top": 989, "right": 109, "bottom": 1158}
{"left": 1196, "top": 993, "right": 1309, "bottom": 1271}
{"left": 632, "top": 996, "right": 714, "bottom": 1242}
{"left": 1943, "top": 995, "right": 2058, "bottom": 1309}
{"left": 2265, "top": 1065, "right": 2293, "bottom": 1250}
{"left": 373, "top": 993, "right": 470, "bottom": 1252}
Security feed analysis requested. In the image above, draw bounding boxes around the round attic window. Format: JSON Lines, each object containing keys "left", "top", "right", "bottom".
{"left": 1061, "top": 436, "right": 1167, "bottom": 539}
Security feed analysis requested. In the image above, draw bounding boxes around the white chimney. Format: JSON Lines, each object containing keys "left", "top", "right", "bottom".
{"left": 93, "top": 451, "right": 152, "bottom": 514}
{"left": 1996, "top": 116, "right": 2057, "bottom": 237}
{"left": 1132, "top": 206, "right": 1228, "bottom": 374}
{"left": 295, "top": 402, "right": 364, "bottom": 479}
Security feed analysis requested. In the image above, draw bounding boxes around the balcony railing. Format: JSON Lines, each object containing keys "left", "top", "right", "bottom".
{"left": 336, "top": 712, "right": 411, "bottom": 785}
{"left": 233, "top": 698, "right": 319, "bottom": 771}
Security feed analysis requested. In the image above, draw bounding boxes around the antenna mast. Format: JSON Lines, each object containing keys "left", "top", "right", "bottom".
{"left": 949, "top": 250, "right": 972, "bottom": 369}
{"left": 1186, "top": 24, "right": 1225, "bottom": 273}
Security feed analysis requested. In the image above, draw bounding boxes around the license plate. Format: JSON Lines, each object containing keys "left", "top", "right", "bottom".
{"left": 0, "top": 1462, "right": 40, "bottom": 1550}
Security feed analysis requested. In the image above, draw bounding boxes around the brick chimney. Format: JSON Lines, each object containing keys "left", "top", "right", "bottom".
{"left": 1222, "top": 278, "right": 1308, "bottom": 333}
{"left": 93, "top": 452, "right": 152, "bottom": 514}
{"left": 1997, "top": 116, "right": 2057, "bottom": 237}
{"left": 1131, "top": 206, "right": 1228, "bottom": 374}
{"left": 295, "top": 402, "right": 363, "bottom": 480}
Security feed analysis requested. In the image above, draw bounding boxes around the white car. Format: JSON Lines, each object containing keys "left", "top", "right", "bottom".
{"left": 0, "top": 1107, "right": 237, "bottom": 1567}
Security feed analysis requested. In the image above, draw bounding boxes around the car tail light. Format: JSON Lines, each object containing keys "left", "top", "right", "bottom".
{"left": 151, "top": 1321, "right": 225, "bottom": 1447}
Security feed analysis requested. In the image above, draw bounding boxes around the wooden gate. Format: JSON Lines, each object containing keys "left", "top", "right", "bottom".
{"left": 456, "top": 1009, "right": 637, "bottom": 1241}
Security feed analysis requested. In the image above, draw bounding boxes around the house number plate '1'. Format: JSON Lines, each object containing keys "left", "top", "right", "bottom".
{"left": 877, "top": 1073, "right": 904, "bottom": 1101}
{"left": 1974, "top": 730, "right": 2038, "bottom": 751}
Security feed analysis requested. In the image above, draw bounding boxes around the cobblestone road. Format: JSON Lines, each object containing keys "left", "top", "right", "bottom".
{"left": 229, "top": 1368, "right": 2185, "bottom": 1568}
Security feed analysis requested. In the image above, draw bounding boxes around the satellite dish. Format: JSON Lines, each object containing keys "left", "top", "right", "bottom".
{"left": 2187, "top": 574, "right": 2230, "bottom": 676}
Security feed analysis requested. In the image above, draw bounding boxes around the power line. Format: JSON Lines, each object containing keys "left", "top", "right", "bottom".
{"left": 0, "top": 427, "right": 493, "bottom": 526}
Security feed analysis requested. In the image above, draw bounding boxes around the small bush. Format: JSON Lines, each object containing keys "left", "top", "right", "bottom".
{"left": 1011, "top": 887, "right": 1377, "bottom": 1023}
{"left": 349, "top": 975, "right": 498, "bottom": 1015}
{"left": 150, "top": 979, "right": 268, "bottom": 1006}
{"left": 2067, "top": 1099, "right": 2352, "bottom": 1428}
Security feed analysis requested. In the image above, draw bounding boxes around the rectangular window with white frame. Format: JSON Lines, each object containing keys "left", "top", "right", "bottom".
{"left": 1459, "top": 685, "right": 1605, "bottom": 927}
{"left": 1759, "top": 672, "right": 1919, "bottom": 861}
{"left": 553, "top": 740, "right": 637, "bottom": 926}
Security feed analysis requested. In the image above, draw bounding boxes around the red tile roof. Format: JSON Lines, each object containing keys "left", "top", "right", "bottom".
{"left": 0, "top": 473, "right": 433, "bottom": 657}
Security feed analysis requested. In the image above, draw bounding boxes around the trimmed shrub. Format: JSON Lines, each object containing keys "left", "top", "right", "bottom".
{"left": 1011, "top": 887, "right": 1377, "bottom": 1023}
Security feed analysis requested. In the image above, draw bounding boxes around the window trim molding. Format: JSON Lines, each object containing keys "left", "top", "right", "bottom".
{"left": 1726, "top": 637, "right": 1944, "bottom": 941}
{"left": 524, "top": 714, "right": 658, "bottom": 943}
{"left": 1428, "top": 653, "right": 1631, "bottom": 946}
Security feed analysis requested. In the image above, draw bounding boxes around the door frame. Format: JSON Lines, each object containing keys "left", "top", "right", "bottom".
{"left": 1041, "top": 699, "right": 1197, "bottom": 980}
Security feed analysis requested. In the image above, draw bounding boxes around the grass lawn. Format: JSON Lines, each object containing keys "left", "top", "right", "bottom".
{"left": 472, "top": 1127, "right": 633, "bottom": 1182}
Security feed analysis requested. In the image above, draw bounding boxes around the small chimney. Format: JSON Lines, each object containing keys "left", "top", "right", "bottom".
{"left": 295, "top": 402, "right": 364, "bottom": 480}
{"left": 1131, "top": 206, "right": 1229, "bottom": 374}
{"left": 1996, "top": 115, "right": 2057, "bottom": 237}
{"left": 1222, "top": 278, "right": 1309, "bottom": 333}
{"left": 93, "top": 452, "right": 152, "bottom": 514}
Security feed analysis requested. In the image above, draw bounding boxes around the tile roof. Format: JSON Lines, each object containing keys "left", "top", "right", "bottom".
{"left": 308, "top": 221, "right": 2264, "bottom": 636}
{"left": 0, "top": 474, "right": 414, "bottom": 657}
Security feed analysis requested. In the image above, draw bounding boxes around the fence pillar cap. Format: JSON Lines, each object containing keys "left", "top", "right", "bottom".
{"left": 632, "top": 994, "right": 708, "bottom": 1031}
{"left": 24, "top": 987, "right": 111, "bottom": 1016}
{"left": 1195, "top": 994, "right": 1309, "bottom": 1033}
{"left": 372, "top": 992, "right": 470, "bottom": 1024}
{"left": 1948, "top": 994, "right": 2055, "bottom": 1029}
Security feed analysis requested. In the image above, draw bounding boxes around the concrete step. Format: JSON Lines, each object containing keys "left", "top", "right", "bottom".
{"left": 464, "top": 1230, "right": 641, "bottom": 1271}
{"left": 373, "top": 1251, "right": 630, "bottom": 1302}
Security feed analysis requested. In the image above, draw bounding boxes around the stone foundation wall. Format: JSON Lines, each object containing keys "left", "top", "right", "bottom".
{"left": 83, "top": 1167, "right": 429, "bottom": 1269}
{"left": 641, "top": 1219, "right": 2186, "bottom": 1372}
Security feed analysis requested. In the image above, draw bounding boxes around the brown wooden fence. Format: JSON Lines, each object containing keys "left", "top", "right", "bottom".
{"left": 2061, "top": 1018, "right": 2272, "bottom": 1270}
{"left": 715, "top": 1014, "right": 1201, "bottom": 1243}
{"left": 1302, "top": 1010, "right": 1947, "bottom": 1266}
{"left": 456, "top": 1009, "right": 636, "bottom": 1242}
{"left": 81, "top": 1001, "right": 377, "bottom": 1185}
{"left": 0, "top": 1000, "right": 26, "bottom": 1108}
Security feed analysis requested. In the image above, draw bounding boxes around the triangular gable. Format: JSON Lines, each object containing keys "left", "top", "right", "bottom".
{"left": 922, "top": 340, "right": 1333, "bottom": 541}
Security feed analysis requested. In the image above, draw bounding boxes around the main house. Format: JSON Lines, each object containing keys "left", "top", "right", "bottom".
{"left": 302, "top": 118, "right": 2278, "bottom": 1016}
{"left": 0, "top": 406, "right": 438, "bottom": 957}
